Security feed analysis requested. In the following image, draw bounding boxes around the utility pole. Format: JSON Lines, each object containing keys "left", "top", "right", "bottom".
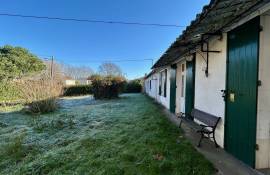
{"left": 51, "top": 56, "right": 54, "bottom": 79}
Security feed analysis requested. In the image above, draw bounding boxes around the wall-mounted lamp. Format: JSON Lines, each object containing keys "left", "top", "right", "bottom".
{"left": 193, "top": 33, "right": 202, "bottom": 39}
{"left": 186, "top": 56, "right": 194, "bottom": 62}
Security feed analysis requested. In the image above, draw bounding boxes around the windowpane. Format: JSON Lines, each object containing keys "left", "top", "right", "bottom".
{"left": 164, "top": 69, "right": 167, "bottom": 97}
{"left": 182, "top": 64, "right": 185, "bottom": 72}
{"left": 181, "top": 75, "right": 184, "bottom": 97}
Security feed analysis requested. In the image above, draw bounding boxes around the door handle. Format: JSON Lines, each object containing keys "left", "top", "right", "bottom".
{"left": 229, "top": 92, "right": 235, "bottom": 102}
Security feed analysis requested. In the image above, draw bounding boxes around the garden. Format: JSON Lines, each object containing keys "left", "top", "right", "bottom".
{"left": 0, "top": 94, "right": 214, "bottom": 174}
{"left": 0, "top": 45, "right": 214, "bottom": 174}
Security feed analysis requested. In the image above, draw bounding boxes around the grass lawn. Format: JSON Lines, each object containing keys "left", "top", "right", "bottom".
{"left": 0, "top": 94, "right": 214, "bottom": 175}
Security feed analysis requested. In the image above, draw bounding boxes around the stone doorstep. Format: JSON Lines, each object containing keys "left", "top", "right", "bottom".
{"left": 162, "top": 108, "right": 265, "bottom": 175}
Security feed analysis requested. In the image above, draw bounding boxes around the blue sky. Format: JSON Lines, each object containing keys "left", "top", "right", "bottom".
{"left": 0, "top": 0, "right": 209, "bottom": 79}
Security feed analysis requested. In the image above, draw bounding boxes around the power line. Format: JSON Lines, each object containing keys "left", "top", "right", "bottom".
{"left": 36, "top": 51, "right": 154, "bottom": 65}
{"left": 0, "top": 13, "right": 186, "bottom": 28}
{"left": 61, "top": 59, "right": 154, "bottom": 65}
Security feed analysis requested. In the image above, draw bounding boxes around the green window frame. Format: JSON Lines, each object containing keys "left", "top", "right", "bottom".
{"left": 159, "top": 73, "right": 162, "bottom": 95}
{"left": 164, "top": 69, "right": 167, "bottom": 97}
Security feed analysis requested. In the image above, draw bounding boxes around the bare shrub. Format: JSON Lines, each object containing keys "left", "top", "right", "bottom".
{"left": 17, "top": 74, "right": 64, "bottom": 114}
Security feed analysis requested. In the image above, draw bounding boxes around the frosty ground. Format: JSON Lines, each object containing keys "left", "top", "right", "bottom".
{"left": 0, "top": 94, "right": 214, "bottom": 175}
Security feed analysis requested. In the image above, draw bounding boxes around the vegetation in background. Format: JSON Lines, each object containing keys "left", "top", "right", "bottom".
{"left": 90, "top": 74, "right": 126, "bottom": 99}
{"left": 124, "top": 79, "right": 142, "bottom": 93}
{"left": 63, "top": 85, "right": 93, "bottom": 96}
{"left": 0, "top": 104, "right": 23, "bottom": 113}
{"left": 16, "top": 74, "right": 64, "bottom": 114}
{"left": 0, "top": 81, "right": 22, "bottom": 112}
{"left": 61, "top": 64, "right": 94, "bottom": 80}
{"left": 0, "top": 45, "right": 45, "bottom": 81}
{"left": 0, "top": 81, "right": 21, "bottom": 103}
{"left": 98, "top": 62, "right": 123, "bottom": 77}
{"left": 0, "top": 94, "right": 214, "bottom": 174}
{"left": 0, "top": 45, "right": 46, "bottom": 111}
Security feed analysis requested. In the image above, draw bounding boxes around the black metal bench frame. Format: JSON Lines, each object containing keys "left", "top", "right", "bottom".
{"left": 178, "top": 109, "right": 221, "bottom": 148}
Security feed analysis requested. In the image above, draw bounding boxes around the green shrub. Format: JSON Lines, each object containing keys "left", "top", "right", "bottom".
{"left": 0, "top": 81, "right": 21, "bottom": 103}
{"left": 124, "top": 79, "right": 142, "bottom": 93}
{"left": 63, "top": 85, "right": 92, "bottom": 96}
{"left": 90, "top": 75, "right": 125, "bottom": 99}
{"left": 0, "top": 45, "right": 46, "bottom": 81}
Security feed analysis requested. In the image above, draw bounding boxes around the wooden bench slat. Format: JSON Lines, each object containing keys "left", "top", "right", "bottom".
{"left": 191, "top": 109, "right": 220, "bottom": 127}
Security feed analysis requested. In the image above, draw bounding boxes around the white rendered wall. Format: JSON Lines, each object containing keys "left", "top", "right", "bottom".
{"left": 148, "top": 75, "right": 158, "bottom": 99}
{"left": 144, "top": 75, "right": 156, "bottom": 99}
{"left": 144, "top": 67, "right": 170, "bottom": 110}
{"left": 157, "top": 67, "right": 170, "bottom": 109}
{"left": 194, "top": 34, "right": 227, "bottom": 147}
{"left": 256, "top": 14, "right": 270, "bottom": 169}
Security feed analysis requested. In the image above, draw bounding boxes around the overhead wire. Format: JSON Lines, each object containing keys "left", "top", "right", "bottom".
{"left": 0, "top": 13, "right": 186, "bottom": 28}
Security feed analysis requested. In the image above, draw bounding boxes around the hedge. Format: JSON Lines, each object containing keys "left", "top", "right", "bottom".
{"left": 90, "top": 75, "right": 125, "bottom": 99}
{"left": 124, "top": 80, "right": 142, "bottom": 93}
{"left": 63, "top": 85, "right": 92, "bottom": 96}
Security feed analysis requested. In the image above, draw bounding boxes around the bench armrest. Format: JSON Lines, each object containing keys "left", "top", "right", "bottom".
{"left": 199, "top": 124, "right": 214, "bottom": 131}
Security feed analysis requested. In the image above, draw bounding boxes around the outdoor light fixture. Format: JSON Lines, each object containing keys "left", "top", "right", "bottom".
{"left": 193, "top": 33, "right": 202, "bottom": 38}
{"left": 186, "top": 56, "right": 194, "bottom": 62}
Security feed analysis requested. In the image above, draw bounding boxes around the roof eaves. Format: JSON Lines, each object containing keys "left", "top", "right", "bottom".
{"left": 153, "top": 0, "right": 267, "bottom": 69}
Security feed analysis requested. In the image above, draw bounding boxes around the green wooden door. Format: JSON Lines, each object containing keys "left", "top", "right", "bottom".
{"left": 185, "top": 56, "right": 195, "bottom": 118}
{"left": 225, "top": 18, "right": 260, "bottom": 167}
{"left": 170, "top": 65, "right": 177, "bottom": 113}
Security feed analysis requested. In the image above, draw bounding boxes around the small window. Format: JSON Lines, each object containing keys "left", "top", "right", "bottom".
{"left": 181, "top": 75, "right": 184, "bottom": 97}
{"left": 181, "top": 64, "right": 185, "bottom": 72}
{"left": 159, "top": 73, "right": 162, "bottom": 95}
{"left": 164, "top": 69, "right": 167, "bottom": 97}
{"left": 150, "top": 80, "right": 151, "bottom": 90}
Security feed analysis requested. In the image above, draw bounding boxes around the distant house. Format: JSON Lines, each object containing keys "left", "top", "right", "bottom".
{"left": 63, "top": 76, "right": 75, "bottom": 86}
{"left": 77, "top": 78, "right": 92, "bottom": 85}
{"left": 65, "top": 79, "right": 76, "bottom": 86}
{"left": 145, "top": 0, "right": 270, "bottom": 170}
{"left": 64, "top": 76, "right": 91, "bottom": 86}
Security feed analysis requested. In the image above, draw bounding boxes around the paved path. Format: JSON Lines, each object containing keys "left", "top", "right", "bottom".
{"left": 162, "top": 108, "right": 265, "bottom": 175}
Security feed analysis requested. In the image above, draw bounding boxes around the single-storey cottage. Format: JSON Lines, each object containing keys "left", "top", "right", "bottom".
{"left": 144, "top": 0, "right": 270, "bottom": 170}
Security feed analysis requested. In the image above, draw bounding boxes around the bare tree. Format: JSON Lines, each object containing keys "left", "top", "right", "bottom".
{"left": 43, "top": 60, "right": 63, "bottom": 80}
{"left": 98, "top": 62, "right": 123, "bottom": 76}
{"left": 60, "top": 64, "right": 94, "bottom": 80}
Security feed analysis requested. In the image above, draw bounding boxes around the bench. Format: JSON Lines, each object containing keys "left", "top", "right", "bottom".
{"left": 177, "top": 109, "right": 221, "bottom": 148}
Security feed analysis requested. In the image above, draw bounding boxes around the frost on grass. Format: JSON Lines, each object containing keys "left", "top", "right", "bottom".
{"left": 0, "top": 94, "right": 214, "bottom": 175}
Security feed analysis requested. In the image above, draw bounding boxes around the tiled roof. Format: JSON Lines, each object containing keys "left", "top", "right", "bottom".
{"left": 144, "top": 69, "right": 156, "bottom": 79}
{"left": 153, "top": 0, "right": 270, "bottom": 68}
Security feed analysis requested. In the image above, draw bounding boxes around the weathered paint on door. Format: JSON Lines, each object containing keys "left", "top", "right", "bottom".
{"left": 185, "top": 56, "right": 195, "bottom": 118}
{"left": 225, "top": 17, "right": 260, "bottom": 167}
{"left": 170, "top": 65, "right": 177, "bottom": 113}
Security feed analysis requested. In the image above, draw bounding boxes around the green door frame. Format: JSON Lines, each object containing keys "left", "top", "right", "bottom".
{"left": 170, "top": 64, "right": 177, "bottom": 113}
{"left": 185, "top": 54, "right": 196, "bottom": 119}
{"left": 224, "top": 17, "right": 260, "bottom": 168}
